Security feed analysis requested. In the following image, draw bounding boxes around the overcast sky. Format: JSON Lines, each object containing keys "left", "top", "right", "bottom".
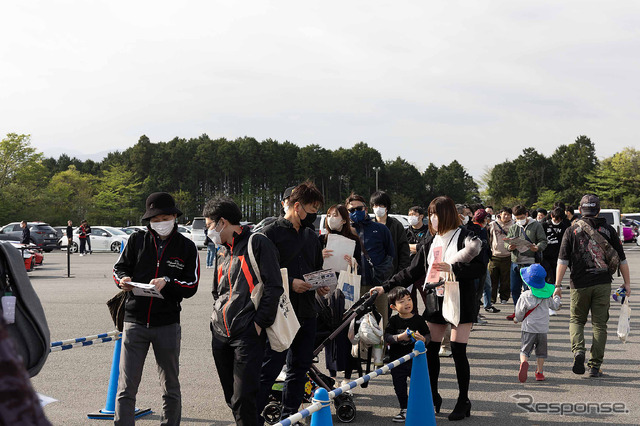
{"left": 2, "top": 1, "right": 639, "bottom": 181}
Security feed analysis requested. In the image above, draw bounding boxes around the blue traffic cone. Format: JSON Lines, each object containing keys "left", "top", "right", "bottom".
{"left": 310, "top": 387, "right": 333, "bottom": 426}
{"left": 406, "top": 340, "right": 436, "bottom": 426}
{"left": 87, "top": 337, "right": 152, "bottom": 420}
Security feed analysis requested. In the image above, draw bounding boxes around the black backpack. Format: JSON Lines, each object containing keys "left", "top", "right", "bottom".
{"left": 0, "top": 242, "right": 50, "bottom": 377}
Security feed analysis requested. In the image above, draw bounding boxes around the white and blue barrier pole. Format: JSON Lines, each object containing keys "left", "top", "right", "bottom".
{"left": 406, "top": 340, "right": 435, "bottom": 426}
{"left": 278, "top": 341, "right": 434, "bottom": 426}
{"left": 50, "top": 331, "right": 121, "bottom": 352}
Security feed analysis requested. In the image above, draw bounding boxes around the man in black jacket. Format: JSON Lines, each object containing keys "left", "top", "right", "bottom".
{"left": 257, "top": 182, "right": 328, "bottom": 424}
{"left": 20, "top": 221, "right": 31, "bottom": 244}
{"left": 370, "top": 191, "right": 411, "bottom": 275}
{"left": 206, "top": 197, "right": 283, "bottom": 425}
{"left": 113, "top": 192, "right": 199, "bottom": 426}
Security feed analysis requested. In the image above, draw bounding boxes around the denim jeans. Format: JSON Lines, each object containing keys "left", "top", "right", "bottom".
{"left": 257, "top": 317, "right": 317, "bottom": 424}
{"left": 510, "top": 263, "right": 531, "bottom": 307}
{"left": 206, "top": 244, "right": 216, "bottom": 267}
{"left": 482, "top": 270, "right": 492, "bottom": 308}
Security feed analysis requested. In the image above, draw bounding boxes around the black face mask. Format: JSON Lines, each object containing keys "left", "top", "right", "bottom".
{"left": 301, "top": 212, "right": 317, "bottom": 228}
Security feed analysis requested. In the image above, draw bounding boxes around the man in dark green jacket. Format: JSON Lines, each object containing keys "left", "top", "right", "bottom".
{"left": 504, "top": 205, "right": 547, "bottom": 320}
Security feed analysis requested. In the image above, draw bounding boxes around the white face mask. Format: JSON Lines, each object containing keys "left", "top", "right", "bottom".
{"left": 430, "top": 215, "right": 439, "bottom": 232}
{"left": 516, "top": 218, "right": 527, "bottom": 226}
{"left": 209, "top": 222, "right": 226, "bottom": 245}
{"left": 407, "top": 215, "right": 420, "bottom": 226}
{"left": 150, "top": 219, "right": 175, "bottom": 237}
{"left": 461, "top": 215, "right": 469, "bottom": 226}
{"left": 552, "top": 219, "right": 561, "bottom": 226}
{"left": 373, "top": 206, "right": 387, "bottom": 217}
{"left": 328, "top": 216, "right": 344, "bottom": 232}
{"left": 283, "top": 201, "right": 290, "bottom": 214}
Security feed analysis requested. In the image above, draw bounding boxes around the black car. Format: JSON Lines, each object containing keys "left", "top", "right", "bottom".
{"left": 0, "top": 222, "right": 59, "bottom": 252}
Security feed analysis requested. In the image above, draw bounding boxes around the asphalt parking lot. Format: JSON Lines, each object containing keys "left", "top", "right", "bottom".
{"left": 30, "top": 246, "right": 640, "bottom": 426}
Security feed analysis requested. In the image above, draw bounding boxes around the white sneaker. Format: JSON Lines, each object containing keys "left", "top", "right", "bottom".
{"left": 392, "top": 408, "right": 407, "bottom": 422}
{"left": 500, "top": 299, "right": 509, "bottom": 304}
{"left": 79, "top": 254, "right": 84, "bottom": 257}
{"left": 439, "top": 347, "right": 452, "bottom": 357}
{"left": 549, "top": 308, "right": 557, "bottom": 316}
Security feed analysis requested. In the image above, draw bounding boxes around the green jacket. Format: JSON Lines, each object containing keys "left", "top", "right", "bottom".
{"left": 504, "top": 219, "right": 547, "bottom": 264}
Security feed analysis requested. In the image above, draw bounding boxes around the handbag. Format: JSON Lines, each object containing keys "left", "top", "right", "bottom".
{"left": 442, "top": 272, "right": 461, "bottom": 326}
{"left": 247, "top": 233, "right": 300, "bottom": 352}
{"left": 106, "top": 291, "right": 127, "bottom": 332}
{"left": 423, "top": 287, "right": 441, "bottom": 316}
{"left": 338, "top": 258, "right": 361, "bottom": 310}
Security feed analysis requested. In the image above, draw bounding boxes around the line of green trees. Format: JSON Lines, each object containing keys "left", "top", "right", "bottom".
{"left": 0, "top": 133, "right": 480, "bottom": 226}
{"left": 484, "top": 135, "right": 640, "bottom": 212}
{"left": 1, "top": 133, "right": 638, "bottom": 227}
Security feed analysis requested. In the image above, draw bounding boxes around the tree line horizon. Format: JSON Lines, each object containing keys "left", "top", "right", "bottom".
{"left": 1, "top": 133, "right": 638, "bottom": 226}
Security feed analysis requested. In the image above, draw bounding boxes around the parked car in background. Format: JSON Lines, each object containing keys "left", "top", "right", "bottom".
{"left": 622, "top": 218, "right": 640, "bottom": 244}
{"left": 7, "top": 241, "right": 40, "bottom": 271}
{"left": 123, "top": 224, "right": 191, "bottom": 239}
{"left": 121, "top": 226, "right": 145, "bottom": 235}
{"left": 190, "top": 217, "right": 207, "bottom": 250}
{"left": 59, "top": 226, "right": 130, "bottom": 253}
{"left": 623, "top": 213, "right": 640, "bottom": 222}
{"left": 0, "top": 222, "right": 59, "bottom": 252}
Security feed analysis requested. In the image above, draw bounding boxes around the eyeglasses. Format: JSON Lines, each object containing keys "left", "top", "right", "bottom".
{"left": 347, "top": 206, "right": 365, "bottom": 213}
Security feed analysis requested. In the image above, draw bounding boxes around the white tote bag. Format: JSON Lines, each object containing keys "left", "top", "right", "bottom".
{"left": 338, "top": 258, "right": 361, "bottom": 310}
{"left": 617, "top": 297, "right": 631, "bottom": 343}
{"left": 247, "top": 234, "right": 300, "bottom": 352}
{"left": 442, "top": 272, "right": 461, "bottom": 327}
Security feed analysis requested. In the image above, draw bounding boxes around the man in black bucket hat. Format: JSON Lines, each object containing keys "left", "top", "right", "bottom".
{"left": 113, "top": 192, "right": 200, "bottom": 425}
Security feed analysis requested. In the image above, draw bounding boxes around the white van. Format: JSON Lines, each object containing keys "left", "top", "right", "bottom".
{"left": 574, "top": 208, "right": 623, "bottom": 241}
{"left": 190, "top": 217, "right": 207, "bottom": 250}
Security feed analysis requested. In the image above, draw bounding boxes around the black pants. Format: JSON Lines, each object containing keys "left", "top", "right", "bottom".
{"left": 257, "top": 317, "right": 317, "bottom": 424}
{"left": 79, "top": 238, "right": 86, "bottom": 254}
{"left": 211, "top": 323, "right": 267, "bottom": 426}
{"left": 391, "top": 360, "right": 412, "bottom": 409}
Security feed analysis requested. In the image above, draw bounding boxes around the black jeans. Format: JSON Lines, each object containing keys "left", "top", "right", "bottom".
{"left": 257, "top": 316, "right": 317, "bottom": 424}
{"left": 391, "top": 360, "right": 412, "bottom": 409}
{"left": 211, "top": 323, "right": 267, "bottom": 426}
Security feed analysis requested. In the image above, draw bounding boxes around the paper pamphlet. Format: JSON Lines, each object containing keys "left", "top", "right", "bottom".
{"left": 504, "top": 236, "right": 533, "bottom": 253}
{"left": 425, "top": 246, "right": 443, "bottom": 283}
{"left": 322, "top": 233, "right": 357, "bottom": 273}
{"left": 37, "top": 393, "right": 57, "bottom": 407}
{"left": 303, "top": 269, "right": 339, "bottom": 290}
{"left": 129, "top": 281, "right": 165, "bottom": 299}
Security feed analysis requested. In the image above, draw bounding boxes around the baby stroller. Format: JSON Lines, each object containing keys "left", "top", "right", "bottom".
{"left": 262, "top": 291, "right": 380, "bottom": 424}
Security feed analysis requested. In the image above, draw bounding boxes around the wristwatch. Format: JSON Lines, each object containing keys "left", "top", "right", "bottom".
{"left": 163, "top": 276, "right": 171, "bottom": 285}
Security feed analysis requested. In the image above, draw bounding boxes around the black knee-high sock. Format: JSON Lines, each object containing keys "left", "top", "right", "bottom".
{"left": 451, "top": 341, "right": 470, "bottom": 402}
{"left": 426, "top": 341, "right": 441, "bottom": 397}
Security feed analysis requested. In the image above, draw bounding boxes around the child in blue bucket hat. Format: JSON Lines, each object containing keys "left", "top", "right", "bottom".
{"left": 514, "top": 264, "right": 562, "bottom": 382}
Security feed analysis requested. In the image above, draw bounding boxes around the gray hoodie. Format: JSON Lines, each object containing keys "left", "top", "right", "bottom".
{"left": 514, "top": 290, "right": 561, "bottom": 333}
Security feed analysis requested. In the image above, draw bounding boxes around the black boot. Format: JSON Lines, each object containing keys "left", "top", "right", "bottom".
{"left": 448, "top": 398, "right": 471, "bottom": 421}
{"left": 449, "top": 342, "right": 471, "bottom": 420}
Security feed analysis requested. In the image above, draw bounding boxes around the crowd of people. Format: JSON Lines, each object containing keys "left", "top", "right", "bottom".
{"left": 107, "top": 187, "right": 631, "bottom": 425}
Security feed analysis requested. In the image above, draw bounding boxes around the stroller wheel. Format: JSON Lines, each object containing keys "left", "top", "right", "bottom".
{"left": 335, "top": 395, "right": 356, "bottom": 423}
{"left": 262, "top": 401, "right": 282, "bottom": 425}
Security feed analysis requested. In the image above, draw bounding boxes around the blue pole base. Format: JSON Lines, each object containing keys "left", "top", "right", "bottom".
{"left": 406, "top": 341, "right": 436, "bottom": 426}
{"left": 87, "top": 407, "right": 152, "bottom": 420}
